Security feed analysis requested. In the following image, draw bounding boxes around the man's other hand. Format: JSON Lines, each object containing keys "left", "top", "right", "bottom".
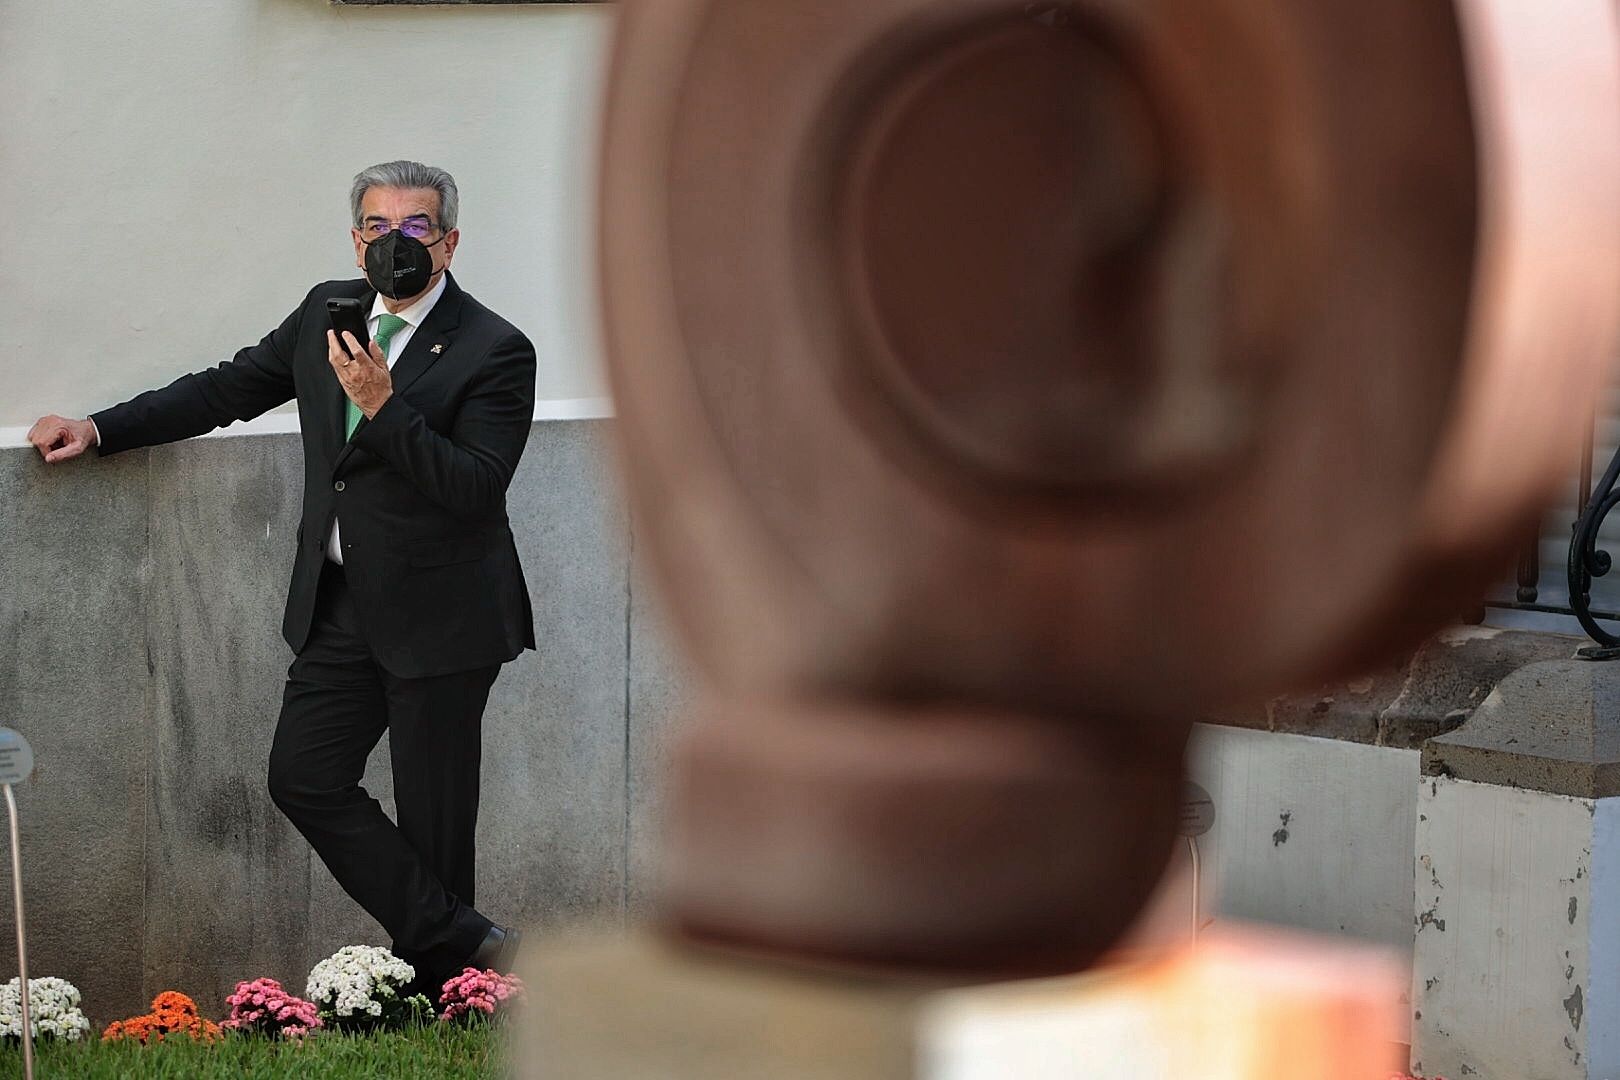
{"left": 27, "top": 415, "right": 97, "bottom": 463}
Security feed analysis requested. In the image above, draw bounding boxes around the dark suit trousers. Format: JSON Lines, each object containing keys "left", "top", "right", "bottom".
{"left": 268, "top": 560, "right": 498, "bottom": 985}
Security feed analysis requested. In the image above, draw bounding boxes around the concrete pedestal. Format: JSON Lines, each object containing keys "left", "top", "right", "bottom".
{"left": 514, "top": 931, "right": 953, "bottom": 1080}
{"left": 513, "top": 928, "right": 1403, "bottom": 1079}
{"left": 1413, "top": 660, "right": 1620, "bottom": 1079}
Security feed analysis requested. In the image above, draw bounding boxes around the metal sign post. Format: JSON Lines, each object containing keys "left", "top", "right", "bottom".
{"left": 1178, "top": 782, "right": 1216, "bottom": 945}
{"left": 0, "top": 729, "right": 36, "bottom": 1080}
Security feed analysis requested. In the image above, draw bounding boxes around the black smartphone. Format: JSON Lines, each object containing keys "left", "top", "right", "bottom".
{"left": 326, "top": 298, "right": 371, "bottom": 358}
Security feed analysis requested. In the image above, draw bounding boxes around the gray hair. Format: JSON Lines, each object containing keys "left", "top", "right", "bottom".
{"left": 350, "top": 160, "right": 460, "bottom": 231}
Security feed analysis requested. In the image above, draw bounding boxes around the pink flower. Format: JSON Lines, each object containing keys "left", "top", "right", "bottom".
{"left": 437, "top": 967, "right": 526, "bottom": 1023}
{"left": 223, "top": 978, "right": 323, "bottom": 1039}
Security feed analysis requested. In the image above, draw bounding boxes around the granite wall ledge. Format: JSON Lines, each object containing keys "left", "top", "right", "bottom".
{"left": 1204, "top": 625, "right": 1587, "bottom": 750}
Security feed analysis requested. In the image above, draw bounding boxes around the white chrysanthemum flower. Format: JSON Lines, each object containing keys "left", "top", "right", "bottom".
{"left": 0, "top": 978, "right": 91, "bottom": 1042}
{"left": 306, "top": 945, "right": 417, "bottom": 1021}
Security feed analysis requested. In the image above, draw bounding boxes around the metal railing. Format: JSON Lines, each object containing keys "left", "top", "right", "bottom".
{"left": 1484, "top": 405, "right": 1620, "bottom": 649}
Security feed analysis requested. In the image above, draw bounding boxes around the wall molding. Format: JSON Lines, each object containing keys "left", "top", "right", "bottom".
{"left": 0, "top": 397, "right": 616, "bottom": 450}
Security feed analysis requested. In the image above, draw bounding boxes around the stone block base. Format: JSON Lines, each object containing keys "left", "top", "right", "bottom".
{"left": 513, "top": 927, "right": 1404, "bottom": 1079}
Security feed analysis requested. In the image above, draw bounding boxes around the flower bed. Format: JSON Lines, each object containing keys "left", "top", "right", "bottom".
{"left": 1, "top": 942, "right": 525, "bottom": 1072}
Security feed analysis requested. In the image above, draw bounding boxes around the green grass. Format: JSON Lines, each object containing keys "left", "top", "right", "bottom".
{"left": 5, "top": 1021, "right": 506, "bottom": 1079}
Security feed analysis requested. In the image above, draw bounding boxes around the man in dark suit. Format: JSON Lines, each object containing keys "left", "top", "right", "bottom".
{"left": 27, "top": 160, "right": 535, "bottom": 993}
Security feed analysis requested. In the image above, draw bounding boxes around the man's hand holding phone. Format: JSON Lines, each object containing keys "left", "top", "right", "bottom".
{"left": 326, "top": 297, "right": 393, "bottom": 420}
{"left": 327, "top": 330, "right": 394, "bottom": 420}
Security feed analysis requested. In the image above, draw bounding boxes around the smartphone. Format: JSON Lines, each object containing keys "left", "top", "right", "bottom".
{"left": 326, "top": 298, "right": 371, "bottom": 359}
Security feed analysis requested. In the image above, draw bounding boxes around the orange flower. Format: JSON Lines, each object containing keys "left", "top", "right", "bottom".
{"left": 150, "top": 991, "right": 200, "bottom": 1017}
{"left": 101, "top": 991, "right": 221, "bottom": 1045}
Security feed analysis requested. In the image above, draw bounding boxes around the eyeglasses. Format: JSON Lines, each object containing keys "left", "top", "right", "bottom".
{"left": 359, "top": 216, "right": 440, "bottom": 241}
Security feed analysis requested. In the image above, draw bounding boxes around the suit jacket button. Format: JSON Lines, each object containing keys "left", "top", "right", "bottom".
{"left": 334, "top": 481, "right": 346, "bottom": 492}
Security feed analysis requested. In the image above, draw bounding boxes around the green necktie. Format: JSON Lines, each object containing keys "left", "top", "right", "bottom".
{"left": 346, "top": 313, "right": 409, "bottom": 440}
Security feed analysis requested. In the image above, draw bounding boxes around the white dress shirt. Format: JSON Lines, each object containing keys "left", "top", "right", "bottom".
{"left": 327, "top": 273, "right": 448, "bottom": 565}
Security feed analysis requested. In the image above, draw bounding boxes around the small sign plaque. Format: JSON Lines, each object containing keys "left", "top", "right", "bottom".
{"left": 1179, "top": 782, "right": 1215, "bottom": 838}
{"left": 0, "top": 730, "right": 34, "bottom": 785}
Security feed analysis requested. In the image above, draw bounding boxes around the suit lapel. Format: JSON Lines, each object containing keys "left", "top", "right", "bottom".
{"left": 333, "top": 273, "right": 465, "bottom": 478}
{"left": 387, "top": 303, "right": 457, "bottom": 399}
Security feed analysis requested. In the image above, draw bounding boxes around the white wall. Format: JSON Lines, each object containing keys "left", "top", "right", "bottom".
{"left": 1190, "top": 725, "right": 1421, "bottom": 952}
{"left": 0, "top": 0, "right": 614, "bottom": 429}
{"left": 1411, "top": 779, "right": 1611, "bottom": 1080}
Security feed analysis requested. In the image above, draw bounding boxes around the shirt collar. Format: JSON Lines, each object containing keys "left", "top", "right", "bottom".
{"left": 368, "top": 271, "right": 448, "bottom": 329}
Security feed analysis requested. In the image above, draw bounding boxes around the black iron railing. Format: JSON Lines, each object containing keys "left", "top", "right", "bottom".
{"left": 1570, "top": 417, "right": 1620, "bottom": 648}
{"left": 1484, "top": 406, "right": 1620, "bottom": 649}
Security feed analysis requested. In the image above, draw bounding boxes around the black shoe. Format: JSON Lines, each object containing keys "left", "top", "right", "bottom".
{"left": 468, "top": 923, "right": 523, "bottom": 973}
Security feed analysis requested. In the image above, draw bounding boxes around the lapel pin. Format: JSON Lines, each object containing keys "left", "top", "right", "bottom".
{"left": 431, "top": 344, "right": 445, "bottom": 355}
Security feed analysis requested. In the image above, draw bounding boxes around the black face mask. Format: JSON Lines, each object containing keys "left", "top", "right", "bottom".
{"left": 364, "top": 230, "right": 446, "bottom": 299}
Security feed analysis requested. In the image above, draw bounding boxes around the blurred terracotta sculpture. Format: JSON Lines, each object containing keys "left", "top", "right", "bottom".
{"left": 598, "top": 0, "right": 1620, "bottom": 973}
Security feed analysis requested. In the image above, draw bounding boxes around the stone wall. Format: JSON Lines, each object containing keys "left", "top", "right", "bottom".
{"left": 0, "top": 421, "right": 691, "bottom": 1024}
